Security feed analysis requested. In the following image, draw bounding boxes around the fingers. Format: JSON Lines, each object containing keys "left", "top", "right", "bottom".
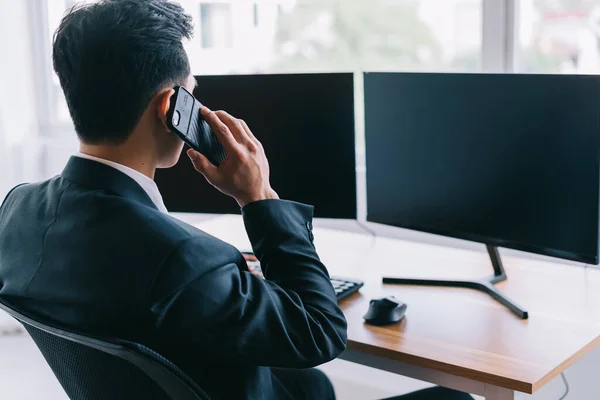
{"left": 214, "top": 110, "right": 249, "bottom": 144}
{"left": 200, "top": 107, "right": 238, "bottom": 151}
{"left": 239, "top": 119, "right": 259, "bottom": 143}
{"left": 231, "top": 116, "right": 263, "bottom": 154}
{"left": 187, "top": 149, "right": 218, "bottom": 181}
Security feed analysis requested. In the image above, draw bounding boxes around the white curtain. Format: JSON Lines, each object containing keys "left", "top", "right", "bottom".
{"left": 0, "top": 0, "right": 77, "bottom": 201}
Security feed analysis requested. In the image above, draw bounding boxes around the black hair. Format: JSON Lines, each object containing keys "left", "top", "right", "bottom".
{"left": 52, "top": 0, "right": 194, "bottom": 144}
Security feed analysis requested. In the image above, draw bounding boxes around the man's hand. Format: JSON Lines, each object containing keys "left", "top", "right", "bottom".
{"left": 187, "top": 108, "right": 278, "bottom": 207}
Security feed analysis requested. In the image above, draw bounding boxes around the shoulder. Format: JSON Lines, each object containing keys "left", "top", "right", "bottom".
{"left": 71, "top": 188, "right": 236, "bottom": 254}
{"left": 0, "top": 178, "right": 61, "bottom": 212}
{"left": 2, "top": 182, "right": 28, "bottom": 202}
{"left": 2, "top": 181, "right": 41, "bottom": 203}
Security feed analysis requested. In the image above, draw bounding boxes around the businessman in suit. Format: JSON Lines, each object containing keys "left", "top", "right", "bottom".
{"left": 0, "top": 1, "right": 472, "bottom": 399}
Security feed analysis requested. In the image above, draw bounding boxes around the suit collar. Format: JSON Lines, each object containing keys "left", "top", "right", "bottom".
{"left": 61, "top": 156, "right": 158, "bottom": 210}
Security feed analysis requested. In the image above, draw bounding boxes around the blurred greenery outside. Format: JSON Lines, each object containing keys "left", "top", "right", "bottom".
{"left": 524, "top": 0, "right": 600, "bottom": 73}
{"left": 270, "top": 0, "right": 600, "bottom": 74}
{"left": 272, "top": 1, "right": 451, "bottom": 73}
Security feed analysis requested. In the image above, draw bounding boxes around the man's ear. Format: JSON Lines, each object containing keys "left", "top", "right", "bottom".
{"left": 156, "top": 88, "right": 175, "bottom": 131}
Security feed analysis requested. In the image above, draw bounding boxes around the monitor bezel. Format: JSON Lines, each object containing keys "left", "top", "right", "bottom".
{"left": 364, "top": 72, "right": 600, "bottom": 265}
{"left": 156, "top": 72, "right": 359, "bottom": 219}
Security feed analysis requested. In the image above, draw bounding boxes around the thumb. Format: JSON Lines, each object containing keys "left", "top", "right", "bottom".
{"left": 187, "top": 149, "right": 218, "bottom": 181}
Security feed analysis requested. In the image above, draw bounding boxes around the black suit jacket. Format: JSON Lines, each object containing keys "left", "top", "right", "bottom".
{"left": 0, "top": 156, "right": 347, "bottom": 399}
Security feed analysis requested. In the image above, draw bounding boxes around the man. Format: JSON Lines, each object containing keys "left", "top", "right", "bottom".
{"left": 0, "top": 1, "right": 472, "bottom": 399}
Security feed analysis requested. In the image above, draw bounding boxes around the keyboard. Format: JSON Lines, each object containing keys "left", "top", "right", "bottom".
{"left": 330, "top": 277, "right": 364, "bottom": 301}
{"left": 246, "top": 259, "right": 363, "bottom": 301}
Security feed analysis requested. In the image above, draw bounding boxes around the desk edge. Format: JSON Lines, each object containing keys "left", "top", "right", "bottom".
{"left": 532, "top": 333, "right": 600, "bottom": 392}
{"left": 347, "top": 340, "right": 535, "bottom": 394}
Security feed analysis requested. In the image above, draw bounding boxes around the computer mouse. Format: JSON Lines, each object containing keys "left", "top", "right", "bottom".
{"left": 363, "top": 296, "right": 407, "bottom": 326}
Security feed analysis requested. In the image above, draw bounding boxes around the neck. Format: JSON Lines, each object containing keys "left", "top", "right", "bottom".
{"left": 79, "top": 142, "right": 157, "bottom": 179}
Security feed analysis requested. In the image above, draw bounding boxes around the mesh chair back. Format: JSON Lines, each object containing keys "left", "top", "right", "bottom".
{"left": 0, "top": 298, "right": 210, "bottom": 400}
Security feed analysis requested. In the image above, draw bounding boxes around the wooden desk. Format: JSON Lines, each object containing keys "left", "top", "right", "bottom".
{"left": 192, "top": 215, "right": 600, "bottom": 400}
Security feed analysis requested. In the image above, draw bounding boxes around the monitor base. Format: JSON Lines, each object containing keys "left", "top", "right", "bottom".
{"left": 382, "top": 245, "right": 529, "bottom": 319}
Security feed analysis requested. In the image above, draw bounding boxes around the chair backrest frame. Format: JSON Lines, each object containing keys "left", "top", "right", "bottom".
{"left": 0, "top": 298, "right": 209, "bottom": 400}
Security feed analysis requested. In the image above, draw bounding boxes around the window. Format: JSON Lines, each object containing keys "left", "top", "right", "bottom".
{"left": 0, "top": 0, "right": 484, "bottom": 200}
{"left": 188, "top": 0, "right": 483, "bottom": 75}
{"left": 518, "top": 0, "right": 600, "bottom": 73}
{"left": 200, "top": 3, "right": 233, "bottom": 49}
{"left": 0, "top": 0, "right": 80, "bottom": 199}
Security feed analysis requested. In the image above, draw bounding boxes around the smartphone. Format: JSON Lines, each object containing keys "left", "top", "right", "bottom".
{"left": 166, "top": 86, "right": 227, "bottom": 166}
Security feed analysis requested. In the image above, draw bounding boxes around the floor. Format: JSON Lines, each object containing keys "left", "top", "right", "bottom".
{"left": 0, "top": 323, "right": 598, "bottom": 399}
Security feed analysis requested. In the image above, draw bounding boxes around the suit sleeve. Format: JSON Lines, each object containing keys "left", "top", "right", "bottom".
{"left": 149, "top": 200, "right": 347, "bottom": 368}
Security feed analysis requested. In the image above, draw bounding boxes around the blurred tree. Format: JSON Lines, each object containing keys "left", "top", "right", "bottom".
{"left": 451, "top": 50, "right": 479, "bottom": 71}
{"left": 272, "top": 0, "right": 441, "bottom": 73}
{"left": 524, "top": 0, "right": 598, "bottom": 73}
{"left": 521, "top": 47, "right": 565, "bottom": 72}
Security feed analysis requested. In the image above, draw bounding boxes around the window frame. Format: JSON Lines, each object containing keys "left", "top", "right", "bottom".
{"left": 28, "top": 0, "right": 76, "bottom": 140}
{"left": 481, "top": 0, "right": 519, "bottom": 72}
{"left": 199, "top": 2, "right": 234, "bottom": 50}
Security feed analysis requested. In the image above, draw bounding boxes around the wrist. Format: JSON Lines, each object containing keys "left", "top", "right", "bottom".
{"left": 237, "top": 187, "right": 279, "bottom": 207}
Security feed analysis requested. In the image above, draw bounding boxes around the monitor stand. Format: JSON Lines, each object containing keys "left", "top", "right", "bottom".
{"left": 382, "top": 245, "right": 528, "bottom": 319}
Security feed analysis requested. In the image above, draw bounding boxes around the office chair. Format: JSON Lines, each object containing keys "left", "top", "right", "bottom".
{"left": 0, "top": 297, "right": 210, "bottom": 400}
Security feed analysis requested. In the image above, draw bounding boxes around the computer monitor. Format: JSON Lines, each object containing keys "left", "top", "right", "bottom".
{"left": 155, "top": 73, "right": 357, "bottom": 219}
{"left": 364, "top": 72, "right": 600, "bottom": 318}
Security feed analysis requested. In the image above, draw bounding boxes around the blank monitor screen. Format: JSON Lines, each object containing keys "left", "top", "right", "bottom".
{"left": 155, "top": 73, "right": 357, "bottom": 219}
{"left": 365, "top": 72, "right": 600, "bottom": 264}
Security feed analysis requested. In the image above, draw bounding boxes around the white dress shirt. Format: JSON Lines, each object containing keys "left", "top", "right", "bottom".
{"left": 74, "top": 152, "right": 168, "bottom": 213}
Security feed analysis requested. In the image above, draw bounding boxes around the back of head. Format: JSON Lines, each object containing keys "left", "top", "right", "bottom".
{"left": 52, "top": 0, "right": 194, "bottom": 145}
